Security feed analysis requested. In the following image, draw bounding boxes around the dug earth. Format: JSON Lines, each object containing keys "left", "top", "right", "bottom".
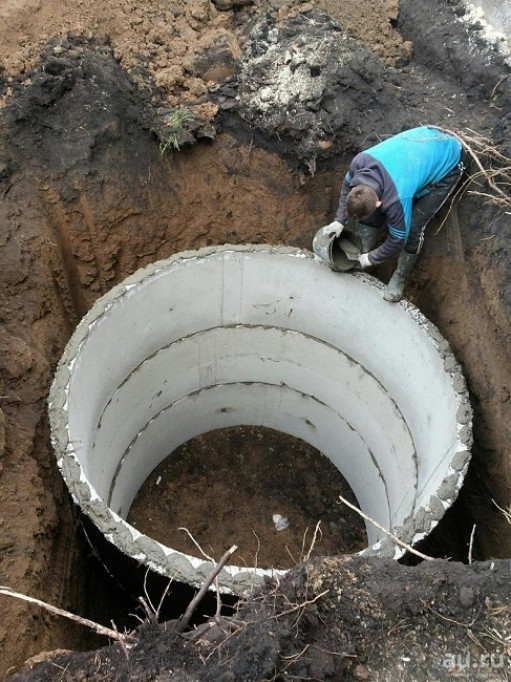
{"left": 0, "top": 0, "right": 511, "bottom": 680}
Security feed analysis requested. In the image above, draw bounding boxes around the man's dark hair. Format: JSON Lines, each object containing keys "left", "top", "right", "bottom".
{"left": 346, "top": 185, "right": 379, "bottom": 219}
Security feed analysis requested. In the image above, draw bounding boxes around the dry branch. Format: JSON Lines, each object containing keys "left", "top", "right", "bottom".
{"left": 468, "top": 524, "right": 476, "bottom": 564}
{"left": 0, "top": 585, "right": 127, "bottom": 642}
{"left": 337, "top": 494, "right": 435, "bottom": 562}
{"left": 174, "top": 541, "right": 238, "bottom": 634}
{"left": 303, "top": 521, "right": 323, "bottom": 562}
{"left": 432, "top": 126, "right": 511, "bottom": 215}
{"left": 492, "top": 498, "right": 511, "bottom": 524}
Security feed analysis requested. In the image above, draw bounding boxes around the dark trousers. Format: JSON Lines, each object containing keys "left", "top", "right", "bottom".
{"left": 360, "top": 154, "right": 467, "bottom": 255}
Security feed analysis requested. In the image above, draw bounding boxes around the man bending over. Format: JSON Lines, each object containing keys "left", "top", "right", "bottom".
{"left": 319, "top": 126, "right": 465, "bottom": 302}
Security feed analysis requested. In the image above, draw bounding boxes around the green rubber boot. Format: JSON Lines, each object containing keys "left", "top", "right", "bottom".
{"left": 384, "top": 251, "right": 419, "bottom": 302}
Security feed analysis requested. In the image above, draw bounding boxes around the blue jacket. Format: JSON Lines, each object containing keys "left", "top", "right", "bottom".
{"left": 336, "top": 126, "right": 462, "bottom": 263}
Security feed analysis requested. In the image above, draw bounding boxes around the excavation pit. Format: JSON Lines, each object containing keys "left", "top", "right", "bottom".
{"left": 48, "top": 244, "right": 473, "bottom": 595}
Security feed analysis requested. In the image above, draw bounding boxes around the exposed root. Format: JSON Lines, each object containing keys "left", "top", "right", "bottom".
{"left": 433, "top": 126, "right": 511, "bottom": 216}
{"left": 131, "top": 569, "right": 174, "bottom": 626}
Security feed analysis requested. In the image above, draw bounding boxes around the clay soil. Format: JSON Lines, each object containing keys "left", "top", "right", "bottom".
{"left": 1, "top": 0, "right": 511, "bottom": 680}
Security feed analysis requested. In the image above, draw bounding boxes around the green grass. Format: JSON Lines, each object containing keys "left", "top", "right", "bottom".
{"left": 158, "top": 108, "right": 195, "bottom": 155}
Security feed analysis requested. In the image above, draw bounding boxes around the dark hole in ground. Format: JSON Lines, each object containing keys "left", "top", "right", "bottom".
{"left": 79, "top": 515, "right": 238, "bottom": 629}
{"left": 127, "top": 425, "right": 367, "bottom": 570}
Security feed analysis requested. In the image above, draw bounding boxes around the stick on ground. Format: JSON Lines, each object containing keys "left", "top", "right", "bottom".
{"left": 338, "top": 494, "right": 434, "bottom": 562}
{"left": 175, "top": 544, "right": 238, "bottom": 634}
{"left": 0, "top": 586, "right": 127, "bottom": 641}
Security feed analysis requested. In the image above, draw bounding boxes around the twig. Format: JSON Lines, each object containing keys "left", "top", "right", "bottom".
{"left": 136, "top": 573, "right": 174, "bottom": 625}
{"left": 202, "top": 622, "right": 245, "bottom": 662}
{"left": 492, "top": 498, "right": 511, "bottom": 524}
{"left": 177, "top": 527, "right": 230, "bottom": 620}
{"left": 155, "top": 578, "right": 174, "bottom": 620}
{"left": 303, "top": 521, "right": 322, "bottom": 562}
{"left": 482, "top": 624, "right": 511, "bottom": 645}
{"left": 281, "top": 644, "right": 310, "bottom": 673}
{"left": 467, "top": 629, "right": 486, "bottom": 652}
{"left": 179, "top": 527, "right": 214, "bottom": 562}
{"left": 267, "top": 590, "right": 329, "bottom": 620}
{"left": 175, "top": 544, "right": 238, "bottom": 634}
{"left": 337, "top": 494, "right": 435, "bottom": 562}
{"left": 468, "top": 524, "right": 476, "bottom": 564}
{"left": 213, "top": 576, "right": 223, "bottom": 619}
{"left": 136, "top": 568, "right": 158, "bottom": 623}
{"left": 0, "top": 586, "right": 126, "bottom": 641}
{"left": 491, "top": 75, "right": 508, "bottom": 99}
{"left": 432, "top": 126, "right": 511, "bottom": 211}
{"left": 252, "top": 529, "right": 261, "bottom": 569}
{"left": 285, "top": 545, "right": 298, "bottom": 566}
{"left": 420, "top": 598, "right": 477, "bottom": 628}
{"left": 199, "top": 589, "right": 329, "bottom": 663}
{"left": 434, "top": 173, "right": 472, "bottom": 233}
{"left": 387, "top": 617, "right": 411, "bottom": 636}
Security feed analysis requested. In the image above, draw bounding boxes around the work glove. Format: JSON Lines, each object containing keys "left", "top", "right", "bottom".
{"left": 358, "top": 253, "right": 372, "bottom": 269}
{"left": 323, "top": 219, "right": 344, "bottom": 238}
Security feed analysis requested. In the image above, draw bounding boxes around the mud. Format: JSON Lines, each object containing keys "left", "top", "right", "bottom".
{"left": 0, "top": 0, "right": 511, "bottom": 679}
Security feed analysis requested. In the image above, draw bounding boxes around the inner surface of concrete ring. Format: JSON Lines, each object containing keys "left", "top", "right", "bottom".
{"left": 48, "top": 244, "right": 473, "bottom": 595}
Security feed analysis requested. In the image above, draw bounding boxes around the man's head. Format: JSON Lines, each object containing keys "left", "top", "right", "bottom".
{"left": 346, "top": 185, "right": 381, "bottom": 220}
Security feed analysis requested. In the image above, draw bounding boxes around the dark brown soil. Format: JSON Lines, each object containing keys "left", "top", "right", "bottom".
{"left": 0, "top": 0, "right": 511, "bottom": 679}
{"left": 127, "top": 425, "right": 367, "bottom": 569}
{"left": 11, "top": 556, "right": 511, "bottom": 682}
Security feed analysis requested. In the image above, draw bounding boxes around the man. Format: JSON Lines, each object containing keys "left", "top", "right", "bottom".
{"left": 318, "top": 126, "right": 465, "bottom": 302}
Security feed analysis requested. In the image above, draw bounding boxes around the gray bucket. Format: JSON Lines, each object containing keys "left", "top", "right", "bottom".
{"left": 313, "top": 226, "right": 361, "bottom": 271}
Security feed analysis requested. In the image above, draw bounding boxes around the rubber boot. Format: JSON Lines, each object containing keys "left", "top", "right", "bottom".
{"left": 357, "top": 225, "right": 380, "bottom": 252}
{"left": 384, "top": 251, "right": 419, "bottom": 302}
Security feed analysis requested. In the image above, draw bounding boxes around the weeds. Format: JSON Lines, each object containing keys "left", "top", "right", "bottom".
{"left": 157, "top": 108, "right": 195, "bottom": 155}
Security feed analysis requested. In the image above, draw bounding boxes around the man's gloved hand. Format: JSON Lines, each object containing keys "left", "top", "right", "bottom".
{"left": 358, "top": 253, "right": 372, "bottom": 269}
{"left": 323, "top": 219, "right": 344, "bottom": 238}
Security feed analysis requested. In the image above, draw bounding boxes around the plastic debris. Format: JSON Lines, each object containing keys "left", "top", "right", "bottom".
{"left": 272, "top": 513, "right": 290, "bottom": 531}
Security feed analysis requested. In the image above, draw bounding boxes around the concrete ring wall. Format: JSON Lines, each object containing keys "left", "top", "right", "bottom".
{"left": 48, "top": 245, "right": 473, "bottom": 594}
